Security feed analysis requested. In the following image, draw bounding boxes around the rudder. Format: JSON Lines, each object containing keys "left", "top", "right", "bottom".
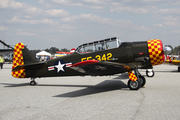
{"left": 12, "top": 43, "right": 26, "bottom": 78}
{"left": 11, "top": 43, "right": 39, "bottom": 78}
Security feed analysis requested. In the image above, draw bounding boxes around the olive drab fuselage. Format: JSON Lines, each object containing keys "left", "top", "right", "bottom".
{"left": 11, "top": 37, "right": 165, "bottom": 79}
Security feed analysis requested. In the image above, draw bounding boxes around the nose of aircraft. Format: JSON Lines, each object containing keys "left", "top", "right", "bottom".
{"left": 147, "top": 39, "right": 165, "bottom": 66}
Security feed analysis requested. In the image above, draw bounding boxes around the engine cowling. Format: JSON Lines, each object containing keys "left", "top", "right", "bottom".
{"left": 147, "top": 39, "right": 165, "bottom": 66}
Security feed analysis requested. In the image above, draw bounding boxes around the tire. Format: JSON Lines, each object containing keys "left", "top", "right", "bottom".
{"left": 178, "top": 67, "right": 180, "bottom": 72}
{"left": 138, "top": 76, "right": 146, "bottom": 87}
{"left": 128, "top": 79, "right": 141, "bottom": 90}
{"left": 146, "top": 69, "right": 155, "bottom": 77}
{"left": 30, "top": 81, "right": 36, "bottom": 86}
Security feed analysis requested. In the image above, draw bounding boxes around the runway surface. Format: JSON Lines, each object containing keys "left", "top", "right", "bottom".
{"left": 0, "top": 64, "right": 180, "bottom": 120}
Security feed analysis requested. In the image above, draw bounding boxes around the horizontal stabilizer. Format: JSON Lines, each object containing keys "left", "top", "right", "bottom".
{"left": 12, "top": 62, "right": 45, "bottom": 72}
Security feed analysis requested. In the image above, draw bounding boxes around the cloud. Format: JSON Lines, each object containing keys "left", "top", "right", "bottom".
{"left": 40, "top": 0, "right": 83, "bottom": 6}
{"left": 25, "top": 7, "right": 42, "bottom": 14}
{"left": 46, "top": 9, "right": 70, "bottom": 17}
{"left": 61, "top": 13, "right": 131, "bottom": 26}
{"left": 153, "top": 23, "right": 165, "bottom": 28}
{"left": 156, "top": 8, "right": 180, "bottom": 15}
{"left": 83, "top": 0, "right": 107, "bottom": 4}
{"left": 171, "top": 30, "right": 180, "bottom": 34}
{"left": 16, "top": 32, "right": 36, "bottom": 36}
{"left": 0, "top": 0, "right": 24, "bottom": 9}
{"left": 0, "top": 26, "right": 9, "bottom": 31}
{"left": 8, "top": 16, "right": 59, "bottom": 25}
{"left": 110, "top": 4, "right": 156, "bottom": 14}
{"left": 61, "top": 13, "right": 150, "bottom": 32}
{"left": 88, "top": 5, "right": 105, "bottom": 9}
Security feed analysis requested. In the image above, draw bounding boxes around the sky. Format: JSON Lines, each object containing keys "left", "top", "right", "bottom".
{"left": 0, "top": 0, "right": 180, "bottom": 50}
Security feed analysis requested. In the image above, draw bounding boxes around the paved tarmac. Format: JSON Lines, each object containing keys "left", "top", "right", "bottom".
{"left": 0, "top": 64, "right": 180, "bottom": 120}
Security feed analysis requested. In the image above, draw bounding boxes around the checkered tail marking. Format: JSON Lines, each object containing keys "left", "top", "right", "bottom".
{"left": 11, "top": 43, "right": 26, "bottom": 78}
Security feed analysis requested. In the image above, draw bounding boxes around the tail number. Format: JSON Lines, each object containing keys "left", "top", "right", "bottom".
{"left": 81, "top": 53, "right": 112, "bottom": 62}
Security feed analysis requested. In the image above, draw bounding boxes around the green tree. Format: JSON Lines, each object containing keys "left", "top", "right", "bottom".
{"left": 45, "top": 47, "right": 60, "bottom": 54}
{"left": 60, "top": 48, "right": 69, "bottom": 52}
{"left": 173, "top": 46, "right": 180, "bottom": 55}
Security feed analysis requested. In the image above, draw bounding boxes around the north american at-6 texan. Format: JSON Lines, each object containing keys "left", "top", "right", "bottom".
{"left": 11, "top": 37, "right": 167, "bottom": 90}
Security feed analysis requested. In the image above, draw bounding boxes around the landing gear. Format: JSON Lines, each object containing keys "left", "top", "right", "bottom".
{"left": 30, "top": 78, "right": 37, "bottom": 86}
{"left": 178, "top": 67, "right": 180, "bottom": 72}
{"left": 128, "top": 79, "right": 141, "bottom": 90}
{"left": 135, "top": 69, "right": 146, "bottom": 87}
{"left": 138, "top": 76, "right": 146, "bottom": 87}
{"left": 146, "top": 69, "right": 155, "bottom": 77}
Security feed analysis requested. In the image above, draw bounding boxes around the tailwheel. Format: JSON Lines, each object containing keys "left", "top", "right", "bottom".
{"left": 30, "top": 78, "right": 37, "bottom": 86}
{"left": 146, "top": 69, "right": 154, "bottom": 77}
{"left": 128, "top": 79, "right": 141, "bottom": 90}
{"left": 138, "top": 76, "right": 146, "bottom": 87}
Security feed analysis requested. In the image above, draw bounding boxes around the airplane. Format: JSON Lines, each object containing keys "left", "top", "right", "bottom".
{"left": 11, "top": 37, "right": 166, "bottom": 90}
{"left": 163, "top": 48, "right": 180, "bottom": 72}
{"left": 165, "top": 60, "right": 180, "bottom": 72}
{"left": 164, "top": 59, "right": 180, "bottom": 72}
{"left": 0, "top": 40, "right": 14, "bottom": 61}
{"left": 0, "top": 49, "right": 14, "bottom": 55}
{"left": 55, "top": 48, "right": 76, "bottom": 57}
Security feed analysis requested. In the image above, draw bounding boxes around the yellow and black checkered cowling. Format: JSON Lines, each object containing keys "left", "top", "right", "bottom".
{"left": 11, "top": 43, "right": 26, "bottom": 78}
{"left": 147, "top": 39, "right": 165, "bottom": 66}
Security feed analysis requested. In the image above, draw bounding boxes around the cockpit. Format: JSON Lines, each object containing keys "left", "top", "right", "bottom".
{"left": 76, "top": 37, "right": 121, "bottom": 54}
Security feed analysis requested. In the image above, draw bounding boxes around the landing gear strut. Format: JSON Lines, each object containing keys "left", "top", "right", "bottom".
{"left": 30, "top": 78, "right": 37, "bottom": 86}
{"left": 127, "top": 69, "right": 146, "bottom": 90}
{"left": 146, "top": 69, "right": 155, "bottom": 77}
{"left": 134, "top": 69, "right": 146, "bottom": 87}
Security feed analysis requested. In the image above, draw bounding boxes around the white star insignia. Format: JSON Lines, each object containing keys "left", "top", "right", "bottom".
{"left": 55, "top": 61, "right": 65, "bottom": 73}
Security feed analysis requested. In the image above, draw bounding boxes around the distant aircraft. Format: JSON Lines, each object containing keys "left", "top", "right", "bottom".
{"left": 0, "top": 49, "right": 14, "bottom": 55}
{"left": 0, "top": 40, "right": 14, "bottom": 55}
{"left": 163, "top": 49, "right": 180, "bottom": 72}
{"left": 165, "top": 60, "right": 180, "bottom": 72}
{"left": 0, "top": 40, "right": 14, "bottom": 62}
{"left": 55, "top": 48, "right": 76, "bottom": 57}
{"left": 11, "top": 37, "right": 166, "bottom": 90}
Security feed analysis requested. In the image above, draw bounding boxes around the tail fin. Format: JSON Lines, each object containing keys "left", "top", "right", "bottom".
{"left": 11, "top": 43, "right": 38, "bottom": 78}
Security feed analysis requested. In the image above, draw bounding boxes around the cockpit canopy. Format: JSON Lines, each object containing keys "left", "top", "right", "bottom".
{"left": 76, "top": 37, "right": 121, "bottom": 54}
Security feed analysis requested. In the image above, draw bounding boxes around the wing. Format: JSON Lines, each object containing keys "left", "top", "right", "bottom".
{"left": 165, "top": 60, "right": 180, "bottom": 66}
{"left": 70, "top": 60, "right": 135, "bottom": 76}
{"left": 0, "top": 49, "right": 14, "bottom": 54}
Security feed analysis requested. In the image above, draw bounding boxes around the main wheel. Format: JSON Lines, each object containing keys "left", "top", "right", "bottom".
{"left": 138, "top": 76, "right": 146, "bottom": 87}
{"left": 146, "top": 69, "right": 154, "bottom": 77}
{"left": 178, "top": 67, "right": 180, "bottom": 72}
{"left": 30, "top": 81, "right": 37, "bottom": 86}
{"left": 128, "top": 79, "right": 141, "bottom": 90}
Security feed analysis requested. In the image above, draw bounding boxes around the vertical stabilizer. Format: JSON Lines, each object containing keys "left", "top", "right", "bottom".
{"left": 11, "top": 43, "right": 26, "bottom": 78}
